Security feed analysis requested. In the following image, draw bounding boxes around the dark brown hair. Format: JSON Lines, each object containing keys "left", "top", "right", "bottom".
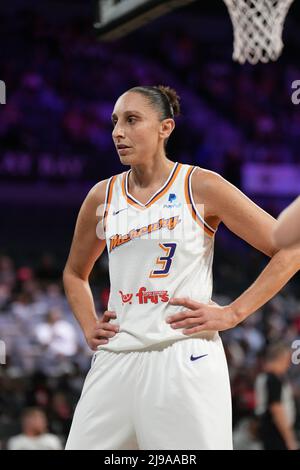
{"left": 128, "top": 85, "right": 181, "bottom": 120}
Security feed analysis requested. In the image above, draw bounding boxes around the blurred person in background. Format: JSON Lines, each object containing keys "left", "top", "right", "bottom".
{"left": 34, "top": 308, "right": 79, "bottom": 376}
{"left": 34, "top": 308, "right": 78, "bottom": 358}
{"left": 273, "top": 196, "right": 300, "bottom": 249}
{"left": 255, "top": 343, "right": 298, "bottom": 450}
{"left": 6, "top": 407, "right": 62, "bottom": 450}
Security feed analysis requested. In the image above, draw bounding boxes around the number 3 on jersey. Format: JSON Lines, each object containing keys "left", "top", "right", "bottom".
{"left": 149, "top": 243, "right": 177, "bottom": 278}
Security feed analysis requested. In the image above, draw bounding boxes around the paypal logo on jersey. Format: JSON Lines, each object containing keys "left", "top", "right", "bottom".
{"left": 164, "top": 193, "right": 182, "bottom": 209}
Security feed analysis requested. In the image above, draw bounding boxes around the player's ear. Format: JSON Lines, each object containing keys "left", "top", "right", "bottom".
{"left": 159, "top": 118, "right": 175, "bottom": 140}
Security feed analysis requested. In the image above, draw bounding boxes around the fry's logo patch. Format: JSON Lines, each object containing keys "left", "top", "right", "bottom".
{"left": 119, "top": 287, "right": 169, "bottom": 305}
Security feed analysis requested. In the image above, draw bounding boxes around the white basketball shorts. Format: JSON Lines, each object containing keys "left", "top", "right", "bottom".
{"left": 65, "top": 334, "right": 232, "bottom": 450}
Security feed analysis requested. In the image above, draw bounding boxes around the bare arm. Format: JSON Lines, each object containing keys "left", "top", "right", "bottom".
{"left": 199, "top": 170, "right": 300, "bottom": 322}
{"left": 167, "top": 170, "right": 300, "bottom": 332}
{"left": 270, "top": 402, "right": 298, "bottom": 450}
{"left": 63, "top": 180, "right": 118, "bottom": 349}
{"left": 273, "top": 196, "right": 300, "bottom": 249}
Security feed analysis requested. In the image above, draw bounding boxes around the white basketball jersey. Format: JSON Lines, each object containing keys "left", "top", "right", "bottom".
{"left": 100, "top": 162, "right": 217, "bottom": 352}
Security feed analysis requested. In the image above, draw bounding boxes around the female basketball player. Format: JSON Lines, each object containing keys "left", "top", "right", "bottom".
{"left": 273, "top": 196, "right": 300, "bottom": 249}
{"left": 63, "top": 85, "right": 300, "bottom": 450}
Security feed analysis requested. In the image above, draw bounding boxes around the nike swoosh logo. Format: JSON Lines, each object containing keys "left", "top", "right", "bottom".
{"left": 113, "top": 208, "right": 128, "bottom": 216}
{"left": 190, "top": 354, "right": 208, "bottom": 362}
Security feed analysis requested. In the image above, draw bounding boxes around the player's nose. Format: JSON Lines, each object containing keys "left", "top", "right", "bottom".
{"left": 112, "top": 123, "right": 125, "bottom": 139}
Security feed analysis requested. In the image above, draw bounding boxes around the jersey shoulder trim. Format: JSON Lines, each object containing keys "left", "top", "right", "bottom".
{"left": 184, "top": 166, "right": 216, "bottom": 237}
{"left": 103, "top": 175, "right": 117, "bottom": 231}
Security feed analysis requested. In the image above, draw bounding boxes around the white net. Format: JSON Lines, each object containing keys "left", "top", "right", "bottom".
{"left": 223, "top": 0, "right": 294, "bottom": 64}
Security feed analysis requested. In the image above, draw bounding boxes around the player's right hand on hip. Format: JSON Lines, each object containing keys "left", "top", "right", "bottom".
{"left": 85, "top": 311, "right": 119, "bottom": 350}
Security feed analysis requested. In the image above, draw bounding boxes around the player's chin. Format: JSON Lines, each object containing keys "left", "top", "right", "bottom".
{"left": 118, "top": 151, "right": 136, "bottom": 165}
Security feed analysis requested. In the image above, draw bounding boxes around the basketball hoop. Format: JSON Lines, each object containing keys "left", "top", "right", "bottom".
{"left": 223, "top": 0, "right": 294, "bottom": 64}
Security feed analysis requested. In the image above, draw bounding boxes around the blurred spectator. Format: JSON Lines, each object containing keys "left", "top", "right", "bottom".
{"left": 255, "top": 343, "right": 298, "bottom": 450}
{"left": 34, "top": 308, "right": 79, "bottom": 374}
{"left": 6, "top": 407, "right": 62, "bottom": 450}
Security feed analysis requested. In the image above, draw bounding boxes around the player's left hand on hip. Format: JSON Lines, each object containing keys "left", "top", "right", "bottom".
{"left": 166, "top": 297, "right": 238, "bottom": 333}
